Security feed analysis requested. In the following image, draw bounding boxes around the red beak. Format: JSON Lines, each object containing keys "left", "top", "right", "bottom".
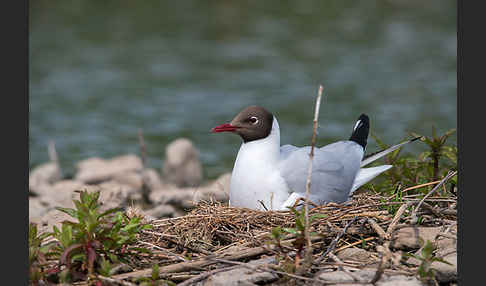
{"left": 211, "top": 123, "right": 238, "bottom": 133}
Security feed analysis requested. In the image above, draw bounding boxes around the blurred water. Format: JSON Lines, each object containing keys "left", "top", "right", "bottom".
{"left": 29, "top": 1, "right": 457, "bottom": 180}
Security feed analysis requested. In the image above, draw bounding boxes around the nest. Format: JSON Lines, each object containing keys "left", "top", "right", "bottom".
{"left": 133, "top": 193, "right": 456, "bottom": 269}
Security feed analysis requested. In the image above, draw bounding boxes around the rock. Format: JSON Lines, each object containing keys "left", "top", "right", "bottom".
{"left": 197, "top": 257, "right": 278, "bottom": 286}
{"left": 29, "top": 161, "right": 62, "bottom": 196}
{"left": 97, "top": 180, "right": 144, "bottom": 210}
{"left": 431, "top": 252, "right": 456, "bottom": 283}
{"left": 35, "top": 179, "right": 142, "bottom": 213}
{"left": 162, "top": 138, "right": 202, "bottom": 187}
{"left": 150, "top": 183, "right": 229, "bottom": 209}
{"left": 29, "top": 197, "right": 50, "bottom": 221}
{"left": 37, "top": 180, "right": 89, "bottom": 210}
{"left": 336, "top": 247, "right": 375, "bottom": 263}
{"left": 208, "top": 172, "right": 231, "bottom": 194}
{"left": 142, "top": 168, "right": 165, "bottom": 191}
{"left": 404, "top": 225, "right": 457, "bottom": 284}
{"left": 144, "top": 204, "right": 177, "bottom": 219}
{"left": 112, "top": 171, "right": 144, "bottom": 191}
{"left": 30, "top": 208, "right": 77, "bottom": 235}
{"left": 74, "top": 154, "right": 143, "bottom": 184}
{"left": 390, "top": 226, "right": 442, "bottom": 250}
{"left": 318, "top": 269, "right": 423, "bottom": 286}
{"left": 149, "top": 172, "right": 229, "bottom": 209}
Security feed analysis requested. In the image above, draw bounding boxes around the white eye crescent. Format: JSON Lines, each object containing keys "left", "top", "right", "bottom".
{"left": 249, "top": 116, "right": 258, "bottom": 124}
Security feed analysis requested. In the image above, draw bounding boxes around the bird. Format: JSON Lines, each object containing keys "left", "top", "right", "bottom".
{"left": 211, "top": 105, "right": 418, "bottom": 211}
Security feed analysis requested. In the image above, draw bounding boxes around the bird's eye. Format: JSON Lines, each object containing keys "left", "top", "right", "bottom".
{"left": 249, "top": 116, "right": 258, "bottom": 124}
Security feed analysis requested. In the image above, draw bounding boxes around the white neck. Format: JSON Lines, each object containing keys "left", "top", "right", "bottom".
{"left": 236, "top": 118, "right": 281, "bottom": 164}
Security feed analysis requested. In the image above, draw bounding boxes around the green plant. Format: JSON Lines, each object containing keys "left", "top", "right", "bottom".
{"left": 45, "top": 190, "right": 152, "bottom": 283}
{"left": 269, "top": 207, "right": 326, "bottom": 271}
{"left": 29, "top": 223, "right": 56, "bottom": 284}
{"left": 135, "top": 264, "right": 176, "bottom": 286}
{"left": 412, "top": 127, "right": 456, "bottom": 181}
{"left": 404, "top": 240, "right": 452, "bottom": 281}
{"left": 364, "top": 129, "right": 457, "bottom": 198}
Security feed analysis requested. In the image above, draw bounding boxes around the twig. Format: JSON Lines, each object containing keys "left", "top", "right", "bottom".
{"left": 386, "top": 201, "right": 414, "bottom": 237}
{"left": 142, "top": 230, "right": 213, "bottom": 255}
{"left": 367, "top": 218, "right": 387, "bottom": 240}
{"left": 95, "top": 275, "right": 137, "bottom": 286}
{"left": 400, "top": 180, "right": 442, "bottom": 193}
{"left": 137, "top": 128, "right": 147, "bottom": 168}
{"left": 258, "top": 200, "right": 269, "bottom": 211}
{"left": 328, "top": 253, "right": 364, "bottom": 282}
{"left": 335, "top": 237, "right": 376, "bottom": 253}
{"left": 411, "top": 171, "right": 457, "bottom": 223}
{"left": 370, "top": 241, "right": 391, "bottom": 284}
{"left": 138, "top": 128, "right": 152, "bottom": 203}
{"left": 112, "top": 246, "right": 270, "bottom": 280}
{"left": 315, "top": 216, "right": 357, "bottom": 264}
{"left": 304, "top": 85, "right": 324, "bottom": 259}
{"left": 48, "top": 139, "right": 59, "bottom": 163}
{"left": 138, "top": 241, "right": 187, "bottom": 262}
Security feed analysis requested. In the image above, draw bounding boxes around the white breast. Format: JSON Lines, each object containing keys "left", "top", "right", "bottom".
{"left": 229, "top": 119, "right": 290, "bottom": 210}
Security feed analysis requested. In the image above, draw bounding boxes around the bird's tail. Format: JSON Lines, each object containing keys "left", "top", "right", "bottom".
{"left": 360, "top": 136, "right": 422, "bottom": 167}
{"left": 350, "top": 165, "right": 393, "bottom": 194}
{"left": 349, "top": 114, "right": 370, "bottom": 149}
{"left": 350, "top": 136, "right": 422, "bottom": 194}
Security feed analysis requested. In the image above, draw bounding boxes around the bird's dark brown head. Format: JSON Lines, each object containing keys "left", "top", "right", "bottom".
{"left": 211, "top": 106, "right": 274, "bottom": 143}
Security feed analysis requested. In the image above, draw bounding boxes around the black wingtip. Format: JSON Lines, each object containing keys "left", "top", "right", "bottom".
{"left": 349, "top": 114, "right": 370, "bottom": 149}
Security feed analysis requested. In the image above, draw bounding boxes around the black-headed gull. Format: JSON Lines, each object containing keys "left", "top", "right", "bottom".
{"left": 212, "top": 106, "right": 417, "bottom": 211}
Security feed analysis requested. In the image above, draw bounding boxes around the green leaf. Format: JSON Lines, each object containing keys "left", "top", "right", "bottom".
{"left": 151, "top": 264, "right": 160, "bottom": 281}
{"left": 283, "top": 228, "right": 298, "bottom": 235}
{"left": 55, "top": 207, "right": 78, "bottom": 219}
{"left": 271, "top": 226, "right": 283, "bottom": 239}
{"left": 98, "top": 208, "right": 123, "bottom": 220}
{"left": 431, "top": 257, "right": 453, "bottom": 266}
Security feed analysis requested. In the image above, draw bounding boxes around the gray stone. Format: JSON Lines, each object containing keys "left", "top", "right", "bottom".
{"left": 37, "top": 180, "right": 88, "bottom": 210}
{"left": 29, "top": 197, "right": 50, "bottom": 221}
{"left": 30, "top": 208, "right": 77, "bottom": 235}
{"left": 336, "top": 247, "right": 375, "bottom": 263}
{"left": 318, "top": 269, "right": 423, "bottom": 286}
{"left": 431, "top": 252, "right": 456, "bottom": 283}
{"left": 144, "top": 204, "right": 177, "bottom": 219}
{"left": 29, "top": 161, "right": 62, "bottom": 196}
{"left": 390, "top": 226, "right": 442, "bottom": 250}
{"left": 74, "top": 154, "right": 143, "bottom": 184}
{"left": 162, "top": 138, "right": 202, "bottom": 187}
{"left": 142, "top": 168, "right": 165, "bottom": 191}
{"left": 198, "top": 257, "right": 278, "bottom": 286}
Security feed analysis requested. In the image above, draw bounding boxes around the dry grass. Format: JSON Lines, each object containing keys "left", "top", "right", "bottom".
{"left": 111, "top": 191, "right": 457, "bottom": 284}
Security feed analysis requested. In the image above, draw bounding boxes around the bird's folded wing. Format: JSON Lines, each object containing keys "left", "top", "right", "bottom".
{"left": 278, "top": 141, "right": 363, "bottom": 203}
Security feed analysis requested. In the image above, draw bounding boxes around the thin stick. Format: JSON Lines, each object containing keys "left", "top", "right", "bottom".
{"left": 48, "top": 140, "right": 59, "bottom": 163}
{"left": 304, "top": 85, "right": 324, "bottom": 258}
{"left": 335, "top": 237, "right": 376, "bottom": 253}
{"left": 138, "top": 241, "right": 187, "bottom": 262}
{"left": 412, "top": 170, "right": 457, "bottom": 217}
{"left": 137, "top": 128, "right": 147, "bottom": 168}
{"left": 367, "top": 218, "right": 387, "bottom": 240}
{"left": 386, "top": 201, "right": 414, "bottom": 237}
{"left": 315, "top": 216, "right": 357, "bottom": 264}
{"left": 95, "top": 275, "right": 137, "bottom": 286}
{"left": 400, "top": 180, "right": 442, "bottom": 193}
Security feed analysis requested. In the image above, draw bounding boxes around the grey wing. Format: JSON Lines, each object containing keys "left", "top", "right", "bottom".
{"left": 278, "top": 141, "right": 363, "bottom": 205}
